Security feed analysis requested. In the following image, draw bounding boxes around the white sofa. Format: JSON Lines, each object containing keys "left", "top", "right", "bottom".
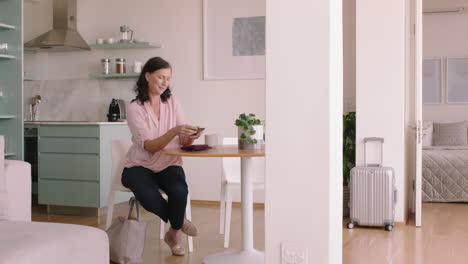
{"left": 0, "top": 136, "right": 109, "bottom": 264}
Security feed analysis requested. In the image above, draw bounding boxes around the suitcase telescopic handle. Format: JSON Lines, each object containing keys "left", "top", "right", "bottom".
{"left": 364, "top": 137, "right": 384, "bottom": 143}
{"left": 364, "top": 137, "right": 384, "bottom": 167}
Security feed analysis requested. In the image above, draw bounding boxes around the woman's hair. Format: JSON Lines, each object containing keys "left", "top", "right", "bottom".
{"left": 134, "top": 57, "right": 172, "bottom": 104}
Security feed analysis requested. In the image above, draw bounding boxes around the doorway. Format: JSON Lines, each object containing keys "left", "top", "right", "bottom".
{"left": 417, "top": 0, "right": 468, "bottom": 227}
{"left": 411, "top": 0, "right": 468, "bottom": 228}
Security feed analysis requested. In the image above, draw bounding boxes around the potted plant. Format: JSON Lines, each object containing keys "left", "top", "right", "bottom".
{"left": 235, "top": 113, "right": 264, "bottom": 149}
{"left": 343, "top": 112, "right": 356, "bottom": 186}
{"left": 343, "top": 111, "right": 356, "bottom": 217}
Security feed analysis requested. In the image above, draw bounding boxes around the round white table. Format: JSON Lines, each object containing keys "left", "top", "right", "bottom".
{"left": 162, "top": 145, "right": 265, "bottom": 264}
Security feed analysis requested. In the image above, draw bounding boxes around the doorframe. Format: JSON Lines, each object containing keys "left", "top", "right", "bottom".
{"left": 415, "top": 0, "right": 423, "bottom": 227}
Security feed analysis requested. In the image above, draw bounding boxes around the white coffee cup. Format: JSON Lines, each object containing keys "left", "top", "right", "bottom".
{"left": 205, "top": 134, "right": 218, "bottom": 148}
{"left": 96, "top": 38, "right": 104, "bottom": 45}
{"left": 105, "top": 38, "right": 115, "bottom": 44}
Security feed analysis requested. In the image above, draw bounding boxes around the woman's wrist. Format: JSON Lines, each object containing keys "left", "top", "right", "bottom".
{"left": 168, "top": 127, "right": 178, "bottom": 138}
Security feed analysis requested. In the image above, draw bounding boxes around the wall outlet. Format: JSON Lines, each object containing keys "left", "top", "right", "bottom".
{"left": 281, "top": 242, "right": 308, "bottom": 264}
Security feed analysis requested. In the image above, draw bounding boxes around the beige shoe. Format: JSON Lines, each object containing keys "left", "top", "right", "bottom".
{"left": 164, "top": 232, "right": 185, "bottom": 256}
{"left": 182, "top": 218, "right": 198, "bottom": 237}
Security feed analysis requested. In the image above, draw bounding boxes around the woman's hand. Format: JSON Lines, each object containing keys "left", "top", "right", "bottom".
{"left": 177, "top": 126, "right": 204, "bottom": 146}
{"left": 172, "top": 125, "right": 198, "bottom": 137}
{"left": 143, "top": 125, "right": 197, "bottom": 153}
{"left": 190, "top": 128, "right": 204, "bottom": 140}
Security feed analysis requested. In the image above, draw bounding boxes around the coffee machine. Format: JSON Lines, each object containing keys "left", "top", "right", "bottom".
{"left": 107, "top": 99, "right": 126, "bottom": 122}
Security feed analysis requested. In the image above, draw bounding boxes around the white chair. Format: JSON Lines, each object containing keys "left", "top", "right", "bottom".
{"left": 106, "top": 139, "right": 194, "bottom": 252}
{"left": 219, "top": 137, "right": 265, "bottom": 248}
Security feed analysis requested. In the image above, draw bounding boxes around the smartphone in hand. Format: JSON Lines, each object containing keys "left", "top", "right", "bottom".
{"left": 192, "top": 127, "right": 205, "bottom": 136}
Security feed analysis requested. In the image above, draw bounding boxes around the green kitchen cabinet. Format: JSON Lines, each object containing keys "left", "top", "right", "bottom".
{"left": 0, "top": 0, "right": 24, "bottom": 160}
{"left": 29, "top": 123, "right": 133, "bottom": 214}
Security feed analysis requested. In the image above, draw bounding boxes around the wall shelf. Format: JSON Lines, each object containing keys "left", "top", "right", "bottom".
{"left": 89, "top": 42, "right": 161, "bottom": 50}
{"left": 0, "top": 115, "right": 16, "bottom": 119}
{"left": 90, "top": 73, "right": 140, "bottom": 79}
{"left": 0, "top": 23, "right": 15, "bottom": 30}
{"left": 4, "top": 152, "right": 15, "bottom": 157}
{"left": 0, "top": 54, "right": 15, "bottom": 59}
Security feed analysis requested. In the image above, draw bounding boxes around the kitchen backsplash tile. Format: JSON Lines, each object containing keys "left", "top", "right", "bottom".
{"left": 23, "top": 79, "right": 135, "bottom": 121}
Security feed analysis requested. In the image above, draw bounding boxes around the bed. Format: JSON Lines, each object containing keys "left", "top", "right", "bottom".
{"left": 422, "top": 121, "right": 468, "bottom": 202}
{"left": 423, "top": 146, "right": 468, "bottom": 202}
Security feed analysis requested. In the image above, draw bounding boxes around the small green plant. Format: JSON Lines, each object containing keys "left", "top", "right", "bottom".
{"left": 235, "top": 113, "right": 262, "bottom": 144}
{"left": 343, "top": 112, "right": 356, "bottom": 186}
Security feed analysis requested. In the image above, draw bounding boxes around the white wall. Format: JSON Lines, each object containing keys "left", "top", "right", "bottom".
{"left": 344, "top": 0, "right": 356, "bottom": 113}
{"left": 265, "top": 0, "right": 343, "bottom": 263}
{"left": 423, "top": 11, "right": 468, "bottom": 122}
{"left": 356, "top": 0, "right": 407, "bottom": 222}
{"left": 23, "top": 0, "right": 265, "bottom": 202}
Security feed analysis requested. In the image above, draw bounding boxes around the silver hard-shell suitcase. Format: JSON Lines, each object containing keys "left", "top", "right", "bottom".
{"left": 347, "top": 137, "right": 397, "bottom": 231}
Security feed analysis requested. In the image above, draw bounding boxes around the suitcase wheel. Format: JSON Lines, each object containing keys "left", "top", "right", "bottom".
{"left": 347, "top": 221, "right": 354, "bottom": 229}
{"left": 385, "top": 225, "right": 393, "bottom": 231}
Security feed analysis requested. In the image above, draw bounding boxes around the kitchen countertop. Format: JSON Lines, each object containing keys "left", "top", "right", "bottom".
{"left": 24, "top": 121, "right": 127, "bottom": 125}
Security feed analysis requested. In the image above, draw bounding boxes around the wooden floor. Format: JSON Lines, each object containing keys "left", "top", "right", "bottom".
{"left": 32, "top": 201, "right": 264, "bottom": 264}
{"left": 343, "top": 203, "right": 468, "bottom": 264}
{"left": 32, "top": 202, "right": 468, "bottom": 264}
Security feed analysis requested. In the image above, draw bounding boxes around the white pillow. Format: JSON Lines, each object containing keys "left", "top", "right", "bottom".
{"left": 422, "top": 121, "right": 433, "bottom": 147}
{"left": 433, "top": 121, "right": 468, "bottom": 146}
{"left": 0, "top": 136, "right": 8, "bottom": 220}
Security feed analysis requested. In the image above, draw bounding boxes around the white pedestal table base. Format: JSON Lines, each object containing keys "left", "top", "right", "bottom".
{"left": 202, "top": 249, "right": 264, "bottom": 264}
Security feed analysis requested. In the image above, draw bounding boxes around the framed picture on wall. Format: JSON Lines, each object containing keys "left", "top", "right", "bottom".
{"left": 423, "top": 58, "right": 442, "bottom": 104}
{"left": 203, "top": 0, "right": 266, "bottom": 80}
{"left": 447, "top": 57, "right": 468, "bottom": 104}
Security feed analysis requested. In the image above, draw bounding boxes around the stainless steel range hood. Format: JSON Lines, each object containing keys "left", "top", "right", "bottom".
{"left": 24, "top": 0, "right": 90, "bottom": 51}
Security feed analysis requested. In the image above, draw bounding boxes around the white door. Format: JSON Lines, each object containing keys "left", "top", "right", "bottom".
{"left": 407, "top": 0, "right": 423, "bottom": 227}
{"left": 414, "top": 0, "right": 423, "bottom": 227}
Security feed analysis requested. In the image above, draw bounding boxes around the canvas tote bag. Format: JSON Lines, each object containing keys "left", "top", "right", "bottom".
{"left": 106, "top": 197, "right": 147, "bottom": 264}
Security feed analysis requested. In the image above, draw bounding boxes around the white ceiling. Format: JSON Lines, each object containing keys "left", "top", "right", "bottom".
{"left": 424, "top": 0, "right": 468, "bottom": 9}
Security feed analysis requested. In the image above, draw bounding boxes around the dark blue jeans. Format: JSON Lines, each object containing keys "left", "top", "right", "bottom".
{"left": 121, "top": 166, "right": 188, "bottom": 230}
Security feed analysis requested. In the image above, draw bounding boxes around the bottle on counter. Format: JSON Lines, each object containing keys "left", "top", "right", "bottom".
{"left": 116, "top": 58, "right": 126, "bottom": 74}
